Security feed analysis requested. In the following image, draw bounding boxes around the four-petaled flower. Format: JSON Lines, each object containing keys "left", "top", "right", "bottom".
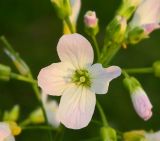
{"left": 38, "top": 33, "right": 121, "bottom": 129}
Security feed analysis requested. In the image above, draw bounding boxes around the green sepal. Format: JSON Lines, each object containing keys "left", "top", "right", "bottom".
{"left": 100, "top": 127, "right": 117, "bottom": 141}
{"left": 0, "top": 64, "right": 11, "bottom": 81}
{"left": 123, "top": 77, "right": 141, "bottom": 94}
{"left": 127, "top": 26, "right": 148, "bottom": 44}
{"left": 153, "top": 61, "right": 160, "bottom": 78}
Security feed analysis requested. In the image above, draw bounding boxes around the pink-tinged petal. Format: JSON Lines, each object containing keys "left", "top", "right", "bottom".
{"left": 57, "top": 33, "right": 94, "bottom": 69}
{"left": 145, "top": 131, "right": 160, "bottom": 141}
{"left": 38, "top": 62, "right": 75, "bottom": 96}
{"left": 130, "top": 0, "right": 160, "bottom": 26}
{"left": 88, "top": 64, "right": 121, "bottom": 94}
{"left": 131, "top": 87, "right": 153, "bottom": 121}
{"left": 105, "top": 66, "right": 122, "bottom": 80}
{"left": 57, "top": 84, "right": 96, "bottom": 129}
{"left": 142, "top": 23, "right": 160, "bottom": 34}
{"left": 0, "top": 122, "right": 14, "bottom": 141}
{"left": 84, "top": 11, "right": 98, "bottom": 28}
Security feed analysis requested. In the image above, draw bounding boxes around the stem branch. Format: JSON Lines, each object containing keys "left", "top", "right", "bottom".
{"left": 96, "top": 100, "right": 108, "bottom": 127}
{"left": 91, "top": 36, "right": 100, "bottom": 61}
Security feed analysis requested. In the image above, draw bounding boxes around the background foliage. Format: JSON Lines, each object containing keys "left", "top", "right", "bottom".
{"left": 0, "top": 0, "right": 160, "bottom": 140}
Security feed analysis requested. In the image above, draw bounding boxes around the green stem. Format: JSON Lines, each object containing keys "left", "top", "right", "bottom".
{"left": 64, "top": 17, "right": 75, "bottom": 33}
{"left": 124, "top": 67, "right": 153, "bottom": 74}
{"left": 101, "top": 44, "right": 121, "bottom": 66}
{"left": 80, "top": 137, "right": 100, "bottom": 141}
{"left": 91, "top": 36, "right": 100, "bottom": 61}
{"left": 96, "top": 100, "right": 108, "bottom": 127}
{"left": 20, "top": 119, "right": 31, "bottom": 126}
{"left": 10, "top": 73, "right": 36, "bottom": 83}
{"left": 22, "top": 126, "right": 57, "bottom": 131}
{"left": 0, "top": 36, "right": 53, "bottom": 141}
{"left": 122, "top": 70, "right": 130, "bottom": 78}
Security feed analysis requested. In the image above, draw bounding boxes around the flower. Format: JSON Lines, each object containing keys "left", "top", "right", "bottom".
{"left": 129, "top": 0, "right": 160, "bottom": 34}
{"left": 145, "top": 131, "right": 160, "bottom": 141}
{"left": 131, "top": 87, "right": 153, "bottom": 121}
{"left": 42, "top": 93, "right": 60, "bottom": 128}
{"left": 38, "top": 33, "right": 121, "bottom": 129}
{"left": 0, "top": 122, "right": 15, "bottom": 141}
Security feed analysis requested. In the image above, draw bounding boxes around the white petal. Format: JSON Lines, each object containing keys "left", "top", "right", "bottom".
{"left": 38, "top": 62, "right": 75, "bottom": 96}
{"left": 0, "top": 122, "right": 14, "bottom": 141}
{"left": 145, "top": 131, "right": 160, "bottom": 141}
{"left": 41, "top": 92, "right": 60, "bottom": 127}
{"left": 57, "top": 84, "right": 96, "bottom": 129}
{"left": 45, "top": 101, "right": 60, "bottom": 128}
{"left": 5, "top": 135, "right": 15, "bottom": 141}
{"left": 70, "top": 0, "right": 81, "bottom": 24}
{"left": 88, "top": 64, "right": 121, "bottom": 94}
{"left": 57, "top": 33, "right": 94, "bottom": 69}
{"left": 130, "top": 0, "right": 160, "bottom": 26}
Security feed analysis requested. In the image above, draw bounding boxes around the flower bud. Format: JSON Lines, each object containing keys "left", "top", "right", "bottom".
{"left": 51, "top": 0, "right": 71, "bottom": 20}
{"left": 3, "top": 105, "right": 20, "bottom": 122}
{"left": 0, "top": 64, "right": 11, "bottom": 81}
{"left": 29, "top": 108, "right": 45, "bottom": 124}
{"left": 105, "top": 15, "right": 127, "bottom": 44}
{"left": 84, "top": 11, "right": 98, "bottom": 28}
{"left": 123, "top": 77, "right": 153, "bottom": 121}
{"left": 123, "top": 130, "right": 145, "bottom": 141}
{"left": 117, "top": 0, "right": 142, "bottom": 20}
{"left": 153, "top": 61, "right": 160, "bottom": 78}
{"left": 1, "top": 36, "right": 30, "bottom": 76}
{"left": 100, "top": 127, "right": 117, "bottom": 141}
{"left": 84, "top": 11, "right": 99, "bottom": 36}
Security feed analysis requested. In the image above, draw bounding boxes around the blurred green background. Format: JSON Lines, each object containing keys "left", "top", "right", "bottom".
{"left": 0, "top": 0, "right": 160, "bottom": 140}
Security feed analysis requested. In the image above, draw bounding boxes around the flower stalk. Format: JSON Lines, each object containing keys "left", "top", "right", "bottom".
{"left": 96, "top": 100, "right": 108, "bottom": 127}
{"left": 0, "top": 36, "right": 53, "bottom": 141}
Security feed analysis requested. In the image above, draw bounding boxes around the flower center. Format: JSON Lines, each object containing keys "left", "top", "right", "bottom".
{"left": 72, "top": 70, "right": 91, "bottom": 87}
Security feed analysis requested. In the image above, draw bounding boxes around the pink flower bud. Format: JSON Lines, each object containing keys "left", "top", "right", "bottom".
{"left": 84, "top": 11, "right": 98, "bottom": 28}
{"left": 131, "top": 87, "right": 153, "bottom": 121}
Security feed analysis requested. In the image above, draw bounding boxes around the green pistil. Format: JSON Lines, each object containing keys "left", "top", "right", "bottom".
{"left": 72, "top": 70, "right": 91, "bottom": 87}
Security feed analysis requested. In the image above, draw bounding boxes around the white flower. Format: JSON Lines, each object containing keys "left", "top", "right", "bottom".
{"left": 0, "top": 122, "right": 15, "bottom": 141}
{"left": 145, "top": 131, "right": 160, "bottom": 141}
{"left": 130, "top": 0, "right": 160, "bottom": 34}
{"left": 42, "top": 93, "right": 60, "bottom": 128}
{"left": 38, "top": 33, "right": 121, "bottom": 129}
{"left": 131, "top": 87, "right": 153, "bottom": 121}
